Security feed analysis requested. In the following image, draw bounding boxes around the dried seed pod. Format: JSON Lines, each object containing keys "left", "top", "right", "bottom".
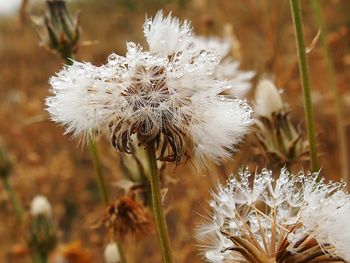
{"left": 100, "top": 195, "right": 154, "bottom": 240}
{"left": 52, "top": 241, "right": 93, "bottom": 263}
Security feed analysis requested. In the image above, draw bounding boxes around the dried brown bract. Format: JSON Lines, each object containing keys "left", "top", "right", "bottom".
{"left": 254, "top": 79, "right": 308, "bottom": 166}
{"left": 101, "top": 195, "right": 154, "bottom": 240}
{"left": 255, "top": 109, "right": 309, "bottom": 166}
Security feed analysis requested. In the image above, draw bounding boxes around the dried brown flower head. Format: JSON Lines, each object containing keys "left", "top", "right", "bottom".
{"left": 53, "top": 241, "right": 93, "bottom": 263}
{"left": 101, "top": 195, "right": 154, "bottom": 240}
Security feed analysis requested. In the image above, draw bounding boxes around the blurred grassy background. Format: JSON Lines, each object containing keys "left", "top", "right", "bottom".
{"left": 0, "top": 0, "right": 349, "bottom": 262}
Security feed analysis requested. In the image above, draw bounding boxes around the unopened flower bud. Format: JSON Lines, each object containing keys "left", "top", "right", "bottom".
{"left": 104, "top": 242, "right": 120, "bottom": 263}
{"left": 32, "top": 0, "right": 80, "bottom": 60}
{"left": 30, "top": 195, "right": 52, "bottom": 218}
{"left": 254, "top": 79, "right": 308, "bottom": 165}
{"left": 255, "top": 79, "right": 283, "bottom": 117}
{"left": 28, "top": 195, "right": 56, "bottom": 259}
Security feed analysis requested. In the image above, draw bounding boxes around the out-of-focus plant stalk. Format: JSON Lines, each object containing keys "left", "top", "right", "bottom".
{"left": 146, "top": 141, "right": 173, "bottom": 263}
{"left": 1, "top": 141, "right": 23, "bottom": 222}
{"left": 310, "top": 0, "right": 349, "bottom": 183}
{"left": 2, "top": 177, "right": 24, "bottom": 222}
{"left": 88, "top": 137, "right": 109, "bottom": 205}
{"left": 290, "top": 0, "right": 319, "bottom": 171}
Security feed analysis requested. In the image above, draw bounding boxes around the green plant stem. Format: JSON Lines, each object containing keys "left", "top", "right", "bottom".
{"left": 116, "top": 242, "right": 126, "bottom": 263}
{"left": 2, "top": 177, "right": 23, "bottom": 222}
{"left": 35, "top": 253, "right": 47, "bottom": 263}
{"left": 310, "top": 0, "right": 349, "bottom": 183}
{"left": 88, "top": 137, "right": 109, "bottom": 205}
{"left": 146, "top": 141, "right": 173, "bottom": 263}
{"left": 290, "top": 0, "right": 319, "bottom": 171}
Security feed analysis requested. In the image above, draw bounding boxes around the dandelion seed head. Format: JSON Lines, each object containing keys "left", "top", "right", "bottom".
{"left": 197, "top": 168, "right": 350, "bottom": 262}
{"left": 46, "top": 11, "right": 253, "bottom": 163}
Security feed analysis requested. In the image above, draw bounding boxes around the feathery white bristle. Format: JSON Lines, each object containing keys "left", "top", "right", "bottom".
{"left": 143, "top": 10, "right": 193, "bottom": 56}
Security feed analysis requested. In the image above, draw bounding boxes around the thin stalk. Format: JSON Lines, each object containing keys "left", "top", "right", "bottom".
{"left": 2, "top": 177, "right": 24, "bottom": 222}
{"left": 310, "top": 0, "right": 349, "bottom": 183}
{"left": 88, "top": 137, "right": 109, "bottom": 205}
{"left": 146, "top": 141, "right": 173, "bottom": 263}
{"left": 61, "top": 53, "right": 125, "bottom": 263}
{"left": 289, "top": 0, "right": 319, "bottom": 171}
{"left": 116, "top": 242, "right": 126, "bottom": 263}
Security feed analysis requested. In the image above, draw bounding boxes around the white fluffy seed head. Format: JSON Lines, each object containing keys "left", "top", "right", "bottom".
{"left": 197, "top": 168, "right": 350, "bottom": 262}
{"left": 30, "top": 195, "right": 52, "bottom": 218}
{"left": 104, "top": 242, "right": 120, "bottom": 263}
{"left": 254, "top": 79, "right": 283, "bottom": 117}
{"left": 46, "top": 11, "right": 253, "bottom": 164}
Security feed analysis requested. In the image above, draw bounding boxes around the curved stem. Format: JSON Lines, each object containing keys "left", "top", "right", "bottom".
{"left": 290, "top": 0, "right": 319, "bottom": 171}
{"left": 146, "top": 141, "right": 173, "bottom": 263}
{"left": 310, "top": 0, "right": 349, "bottom": 184}
{"left": 2, "top": 177, "right": 23, "bottom": 222}
{"left": 88, "top": 137, "right": 109, "bottom": 205}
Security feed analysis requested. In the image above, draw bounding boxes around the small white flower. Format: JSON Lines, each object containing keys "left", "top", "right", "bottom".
{"left": 46, "top": 11, "right": 253, "bottom": 163}
{"left": 104, "top": 242, "right": 120, "bottom": 263}
{"left": 197, "top": 168, "right": 350, "bottom": 262}
{"left": 30, "top": 195, "right": 52, "bottom": 218}
{"left": 254, "top": 79, "right": 283, "bottom": 117}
